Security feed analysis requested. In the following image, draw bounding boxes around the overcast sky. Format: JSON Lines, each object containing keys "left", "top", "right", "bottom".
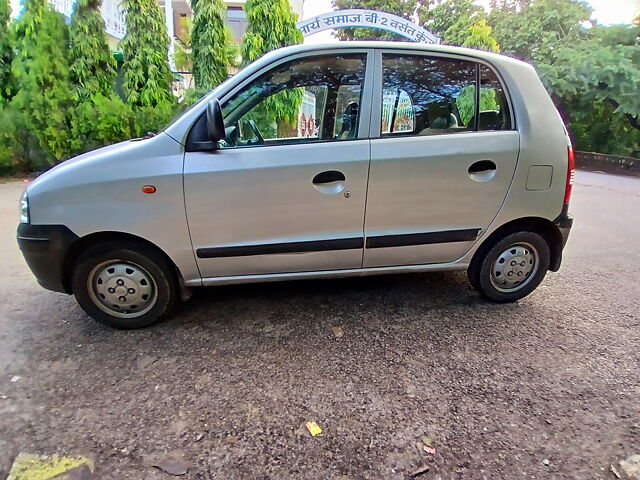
{"left": 302, "top": 0, "right": 639, "bottom": 44}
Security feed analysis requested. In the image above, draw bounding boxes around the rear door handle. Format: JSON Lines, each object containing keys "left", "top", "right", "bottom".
{"left": 468, "top": 160, "right": 496, "bottom": 173}
{"left": 468, "top": 160, "right": 497, "bottom": 182}
{"left": 313, "top": 170, "right": 346, "bottom": 184}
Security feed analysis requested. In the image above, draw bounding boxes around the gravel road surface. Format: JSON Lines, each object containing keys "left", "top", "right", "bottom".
{"left": 0, "top": 171, "right": 638, "bottom": 479}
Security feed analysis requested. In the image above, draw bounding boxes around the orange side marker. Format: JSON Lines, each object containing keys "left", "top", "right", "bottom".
{"left": 142, "top": 185, "right": 156, "bottom": 194}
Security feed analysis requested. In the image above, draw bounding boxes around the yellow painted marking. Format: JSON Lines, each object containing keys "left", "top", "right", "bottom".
{"left": 8, "top": 453, "right": 94, "bottom": 480}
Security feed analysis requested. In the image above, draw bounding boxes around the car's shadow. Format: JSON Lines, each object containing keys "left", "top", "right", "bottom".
{"left": 168, "top": 270, "right": 490, "bottom": 327}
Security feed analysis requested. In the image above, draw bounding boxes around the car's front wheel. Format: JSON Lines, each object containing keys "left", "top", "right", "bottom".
{"left": 468, "top": 230, "right": 551, "bottom": 303}
{"left": 71, "top": 242, "right": 178, "bottom": 329}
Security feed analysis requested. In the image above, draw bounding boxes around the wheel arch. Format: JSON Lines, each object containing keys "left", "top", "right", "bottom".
{"left": 62, "top": 231, "right": 183, "bottom": 294}
{"left": 473, "top": 217, "right": 564, "bottom": 272}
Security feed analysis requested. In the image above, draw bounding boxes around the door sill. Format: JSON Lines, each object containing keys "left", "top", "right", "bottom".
{"left": 188, "top": 261, "right": 469, "bottom": 287}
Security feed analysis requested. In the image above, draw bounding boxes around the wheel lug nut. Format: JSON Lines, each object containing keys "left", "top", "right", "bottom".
{"left": 508, "top": 271, "right": 513, "bottom": 276}
{"left": 520, "top": 261, "right": 526, "bottom": 266}
{"left": 128, "top": 288, "right": 135, "bottom": 294}
{"left": 119, "top": 296, "right": 126, "bottom": 302}
{"left": 108, "top": 287, "right": 115, "bottom": 293}
{"left": 510, "top": 261, "right": 516, "bottom": 266}
{"left": 518, "top": 272, "right": 523, "bottom": 276}
{"left": 117, "top": 279, "right": 124, "bottom": 286}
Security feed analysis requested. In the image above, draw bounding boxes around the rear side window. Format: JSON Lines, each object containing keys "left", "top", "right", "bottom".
{"left": 380, "top": 54, "right": 513, "bottom": 137}
{"left": 381, "top": 55, "right": 477, "bottom": 136}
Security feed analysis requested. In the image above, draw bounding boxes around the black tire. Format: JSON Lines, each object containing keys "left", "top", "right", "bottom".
{"left": 468, "top": 230, "right": 551, "bottom": 303}
{"left": 71, "top": 241, "right": 178, "bottom": 329}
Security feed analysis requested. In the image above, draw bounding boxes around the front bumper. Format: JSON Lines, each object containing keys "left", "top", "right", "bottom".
{"left": 17, "top": 224, "right": 78, "bottom": 293}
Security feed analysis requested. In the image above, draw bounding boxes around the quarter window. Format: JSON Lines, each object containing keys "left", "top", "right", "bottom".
{"left": 478, "top": 64, "right": 512, "bottom": 131}
{"left": 219, "top": 54, "right": 367, "bottom": 148}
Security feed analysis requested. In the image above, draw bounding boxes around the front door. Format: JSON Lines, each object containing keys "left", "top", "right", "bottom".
{"left": 364, "top": 51, "right": 520, "bottom": 267}
{"left": 184, "top": 51, "right": 373, "bottom": 279}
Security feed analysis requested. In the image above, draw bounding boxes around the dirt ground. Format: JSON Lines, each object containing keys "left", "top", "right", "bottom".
{"left": 0, "top": 171, "right": 638, "bottom": 479}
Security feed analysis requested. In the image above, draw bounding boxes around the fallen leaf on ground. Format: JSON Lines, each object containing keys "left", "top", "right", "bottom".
{"left": 410, "top": 465, "right": 430, "bottom": 478}
{"left": 331, "top": 326, "right": 344, "bottom": 338}
{"left": 152, "top": 457, "right": 188, "bottom": 476}
{"left": 306, "top": 421, "right": 323, "bottom": 436}
{"left": 421, "top": 436, "right": 433, "bottom": 446}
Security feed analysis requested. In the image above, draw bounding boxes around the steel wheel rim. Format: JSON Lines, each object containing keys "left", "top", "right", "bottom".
{"left": 87, "top": 260, "right": 158, "bottom": 319}
{"left": 490, "top": 242, "right": 539, "bottom": 293}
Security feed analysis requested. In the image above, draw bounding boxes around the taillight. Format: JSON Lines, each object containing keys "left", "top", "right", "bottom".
{"left": 564, "top": 145, "right": 575, "bottom": 204}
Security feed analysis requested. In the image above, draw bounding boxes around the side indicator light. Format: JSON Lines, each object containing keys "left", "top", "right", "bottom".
{"left": 142, "top": 185, "right": 156, "bottom": 194}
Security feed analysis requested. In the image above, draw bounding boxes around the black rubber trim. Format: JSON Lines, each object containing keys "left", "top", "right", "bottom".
{"left": 366, "top": 229, "right": 481, "bottom": 249}
{"left": 197, "top": 229, "right": 481, "bottom": 259}
{"left": 197, "top": 237, "right": 364, "bottom": 259}
{"left": 17, "top": 224, "right": 78, "bottom": 293}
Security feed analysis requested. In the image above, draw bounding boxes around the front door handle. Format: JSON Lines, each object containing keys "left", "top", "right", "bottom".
{"left": 312, "top": 170, "right": 346, "bottom": 194}
{"left": 313, "top": 170, "right": 346, "bottom": 184}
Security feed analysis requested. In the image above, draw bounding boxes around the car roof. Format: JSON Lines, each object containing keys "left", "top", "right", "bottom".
{"left": 259, "top": 41, "right": 532, "bottom": 70}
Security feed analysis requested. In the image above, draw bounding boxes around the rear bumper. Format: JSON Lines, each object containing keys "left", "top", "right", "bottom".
{"left": 549, "top": 204, "right": 573, "bottom": 272}
{"left": 555, "top": 204, "right": 574, "bottom": 247}
{"left": 17, "top": 224, "right": 78, "bottom": 293}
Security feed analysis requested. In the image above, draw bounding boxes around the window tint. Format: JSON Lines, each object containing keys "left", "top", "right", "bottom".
{"left": 381, "top": 55, "right": 477, "bottom": 136}
{"left": 219, "top": 54, "right": 366, "bottom": 148}
{"left": 478, "top": 64, "right": 512, "bottom": 131}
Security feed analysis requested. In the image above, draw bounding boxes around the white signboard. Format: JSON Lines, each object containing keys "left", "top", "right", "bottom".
{"left": 297, "top": 9, "right": 439, "bottom": 44}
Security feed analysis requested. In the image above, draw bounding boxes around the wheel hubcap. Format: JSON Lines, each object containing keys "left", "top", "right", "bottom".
{"left": 490, "top": 242, "right": 538, "bottom": 292}
{"left": 88, "top": 261, "right": 158, "bottom": 318}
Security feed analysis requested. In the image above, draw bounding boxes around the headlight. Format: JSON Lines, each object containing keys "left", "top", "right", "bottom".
{"left": 19, "top": 191, "right": 29, "bottom": 224}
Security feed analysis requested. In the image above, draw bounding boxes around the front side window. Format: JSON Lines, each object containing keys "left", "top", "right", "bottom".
{"left": 220, "top": 54, "right": 367, "bottom": 148}
{"left": 381, "top": 54, "right": 477, "bottom": 137}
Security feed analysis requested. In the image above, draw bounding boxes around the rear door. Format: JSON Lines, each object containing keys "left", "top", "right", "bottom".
{"left": 364, "top": 50, "right": 519, "bottom": 268}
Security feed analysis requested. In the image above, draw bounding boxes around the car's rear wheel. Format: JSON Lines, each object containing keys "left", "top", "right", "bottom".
{"left": 468, "top": 230, "right": 551, "bottom": 302}
{"left": 71, "top": 242, "right": 177, "bottom": 329}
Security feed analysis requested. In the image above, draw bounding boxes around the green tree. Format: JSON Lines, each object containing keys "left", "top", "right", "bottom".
{"left": 488, "top": 0, "right": 639, "bottom": 156}
{"left": 420, "top": 0, "right": 482, "bottom": 37}
{"left": 418, "top": 0, "right": 492, "bottom": 46}
{"left": 69, "top": 0, "right": 117, "bottom": 101}
{"left": 241, "top": 0, "right": 303, "bottom": 63}
{"left": 241, "top": 0, "right": 304, "bottom": 135}
{"left": 488, "top": 0, "right": 592, "bottom": 62}
{"left": 10, "top": 0, "right": 74, "bottom": 166}
{"left": 0, "top": 0, "right": 12, "bottom": 105}
{"left": 462, "top": 19, "right": 499, "bottom": 51}
{"left": 333, "top": 0, "right": 419, "bottom": 40}
{"left": 191, "top": 0, "right": 229, "bottom": 93}
{"left": 536, "top": 24, "right": 640, "bottom": 156}
{"left": 120, "top": 0, "right": 174, "bottom": 107}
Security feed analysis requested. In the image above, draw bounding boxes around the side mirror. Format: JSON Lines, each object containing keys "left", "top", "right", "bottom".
{"left": 206, "top": 99, "right": 225, "bottom": 141}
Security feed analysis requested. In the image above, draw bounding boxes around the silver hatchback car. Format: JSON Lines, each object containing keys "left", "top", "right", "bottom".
{"left": 18, "top": 42, "right": 574, "bottom": 329}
